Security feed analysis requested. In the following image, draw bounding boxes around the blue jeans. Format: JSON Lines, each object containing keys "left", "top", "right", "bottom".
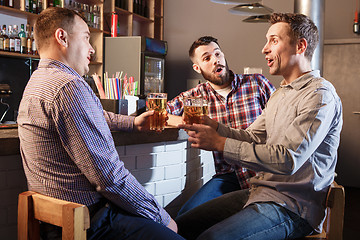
{"left": 40, "top": 201, "right": 185, "bottom": 240}
{"left": 176, "top": 189, "right": 314, "bottom": 240}
{"left": 177, "top": 172, "right": 241, "bottom": 217}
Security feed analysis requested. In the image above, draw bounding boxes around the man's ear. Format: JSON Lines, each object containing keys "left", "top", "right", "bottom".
{"left": 192, "top": 63, "right": 201, "bottom": 74}
{"left": 54, "top": 28, "right": 68, "bottom": 48}
{"left": 296, "top": 38, "right": 307, "bottom": 55}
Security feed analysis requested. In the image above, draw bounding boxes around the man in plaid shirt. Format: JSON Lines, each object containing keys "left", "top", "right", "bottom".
{"left": 167, "top": 36, "right": 275, "bottom": 216}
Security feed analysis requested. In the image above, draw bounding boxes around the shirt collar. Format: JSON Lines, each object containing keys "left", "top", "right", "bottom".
{"left": 280, "top": 70, "right": 321, "bottom": 91}
{"left": 38, "top": 59, "right": 83, "bottom": 79}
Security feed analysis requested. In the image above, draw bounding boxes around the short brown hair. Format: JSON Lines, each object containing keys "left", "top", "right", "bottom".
{"left": 34, "top": 7, "right": 84, "bottom": 52}
{"left": 270, "top": 13, "right": 319, "bottom": 60}
{"left": 189, "top": 36, "right": 220, "bottom": 59}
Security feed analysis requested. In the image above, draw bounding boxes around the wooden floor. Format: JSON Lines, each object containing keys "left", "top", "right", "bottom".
{"left": 343, "top": 187, "right": 360, "bottom": 239}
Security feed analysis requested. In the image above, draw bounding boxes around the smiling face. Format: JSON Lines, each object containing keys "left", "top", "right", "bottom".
{"left": 192, "top": 42, "right": 231, "bottom": 89}
{"left": 262, "top": 22, "right": 298, "bottom": 79}
{"left": 65, "top": 15, "right": 95, "bottom": 76}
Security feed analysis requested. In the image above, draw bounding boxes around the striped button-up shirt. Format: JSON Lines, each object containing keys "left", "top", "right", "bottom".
{"left": 167, "top": 72, "right": 275, "bottom": 189}
{"left": 17, "top": 59, "right": 170, "bottom": 226}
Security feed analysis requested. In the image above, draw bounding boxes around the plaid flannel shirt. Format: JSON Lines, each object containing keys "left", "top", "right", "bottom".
{"left": 167, "top": 71, "right": 275, "bottom": 189}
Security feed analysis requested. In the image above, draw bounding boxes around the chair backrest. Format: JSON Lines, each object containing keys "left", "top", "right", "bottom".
{"left": 304, "top": 181, "right": 345, "bottom": 240}
{"left": 18, "top": 191, "right": 90, "bottom": 240}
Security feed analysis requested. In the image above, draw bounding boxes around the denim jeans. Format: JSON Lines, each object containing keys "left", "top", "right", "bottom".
{"left": 40, "top": 201, "right": 185, "bottom": 240}
{"left": 176, "top": 189, "right": 313, "bottom": 240}
{"left": 177, "top": 172, "right": 241, "bottom": 217}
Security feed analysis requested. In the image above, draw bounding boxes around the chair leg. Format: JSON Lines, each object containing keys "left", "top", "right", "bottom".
{"left": 18, "top": 191, "right": 40, "bottom": 240}
{"left": 327, "top": 185, "right": 345, "bottom": 240}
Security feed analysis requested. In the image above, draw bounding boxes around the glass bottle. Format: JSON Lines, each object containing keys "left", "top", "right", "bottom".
{"left": 32, "top": 0, "right": 38, "bottom": 14}
{"left": 9, "top": 25, "right": 15, "bottom": 52}
{"left": 8, "top": 0, "right": 14, "bottom": 8}
{"left": 31, "top": 27, "right": 37, "bottom": 55}
{"left": 25, "top": 0, "right": 30, "bottom": 12}
{"left": 26, "top": 24, "right": 32, "bottom": 54}
{"left": 0, "top": 25, "right": 4, "bottom": 51}
{"left": 19, "top": 24, "right": 27, "bottom": 54}
{"left": 14, "top": 25, "right": 21, "bottom": 53}
{"left": 3, "top": 25, "right": 9, "bottom": 51}
{"left": 37, "top": 0, "right": 43, "bottom": 14}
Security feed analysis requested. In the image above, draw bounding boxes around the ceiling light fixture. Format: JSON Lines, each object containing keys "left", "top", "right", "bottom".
{"left": 210, "top": 0, "right": 260, "bottom": 5}
{"left": 242, "top": 14, "right": 270, "bottom": 23}
{"left": 228, "top": 3, "right": 273, "bottom": 16}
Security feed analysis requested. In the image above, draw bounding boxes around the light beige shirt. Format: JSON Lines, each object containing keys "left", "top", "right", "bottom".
{"left": 218, "top": 71, "right": 343, "bottom": 232}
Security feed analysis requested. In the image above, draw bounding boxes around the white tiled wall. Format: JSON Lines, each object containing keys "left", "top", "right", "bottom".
{"left": 0, "top": 140, "right": 215, "bottom": 239}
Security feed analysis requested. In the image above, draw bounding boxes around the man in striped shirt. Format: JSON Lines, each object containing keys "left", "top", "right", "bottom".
{"left": 17, "top": 7, "right": 184, "bottom": 240}
{"left": 167, "top": 36, "right": 275, "bottom": 216}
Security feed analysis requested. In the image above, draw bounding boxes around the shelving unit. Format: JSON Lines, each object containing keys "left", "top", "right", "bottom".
{"left": 0, "top": 0, "right": 164, "bottom": 78}
{"left": 0, "top": 0, "right": 104, "bottom": 77}
{"left": 103, "top": 0, "right": 164, "bottom": 40}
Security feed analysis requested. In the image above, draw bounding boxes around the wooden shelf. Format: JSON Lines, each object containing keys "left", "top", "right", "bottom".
{"left": 133, "top": 13, "right": 153, "bottom": 23}
{"left": 0, "top": 5, "right": 38, "bottom": 23}
{"left": 104, "top": 0, "right": 163, "bottom": 40}
{"left": 0, "top": 51, "right": 39, "bottom": 60}
{"left": 115, "top": 6, "right": 132, "bottom": 15}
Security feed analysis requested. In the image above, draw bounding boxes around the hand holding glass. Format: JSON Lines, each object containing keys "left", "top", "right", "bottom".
{"left": 183, "top": 96, "right": 208, "bottom": 125}
{"left": 147, "top": 93, "right": 167, "bottom": 131}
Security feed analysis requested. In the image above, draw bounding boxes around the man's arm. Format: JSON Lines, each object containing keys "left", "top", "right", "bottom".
{"left": 54, "top": 80, "right": 171, "bottom": 227}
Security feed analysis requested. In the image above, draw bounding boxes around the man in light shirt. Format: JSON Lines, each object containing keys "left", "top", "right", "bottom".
{"left": 176, "top": 13, "right": 343, "bottom": 240}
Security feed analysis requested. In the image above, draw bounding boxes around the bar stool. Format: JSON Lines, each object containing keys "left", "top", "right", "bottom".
{"left": 17, "top": 191, "right": 90, "bottom": 240}
{"left": 299, "top": 181, "right": 345, "bottom": 240}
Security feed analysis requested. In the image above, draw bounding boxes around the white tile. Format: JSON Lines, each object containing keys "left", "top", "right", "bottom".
{"left": 165, "top": 141, "right": 187, "bottom": 152}
{"left": 164, "top": 164, "right": 183, "bottom": 180}
{"left": 131, "top": 167, "right": 165, "bottom": 184}
{"left": 136, "top": 154, "right": 156, "bottom": 169}
{"left": 155, "top": 179, "right": 182, "bottom": 195}
{"left": 156, "top": 151, "right": 184, "bottom": 166}
{"left": 126, "top": 142, "right": 165, "bottom": 155}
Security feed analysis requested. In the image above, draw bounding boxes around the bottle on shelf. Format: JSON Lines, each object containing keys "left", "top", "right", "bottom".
{"left": 0, "top": 26, "right": 4, "bottom": 51}
{"left": 9, "top": 25, "right": 15, "bottom": 52}
{"left": 26, "top": 24, "right": 32, "bottom": 54}
{"left": 31, "top": 27, "right": 37, "bottom": 55}
{"left": 48, "top": 0, "right": 53, "bottom": 8}
{"left": 37, "top": 0, "right": 43, "bottom": 13}
{"left": 14, "top": 25, "right": 21, "bottom": 53}
{"left": 32, "top": 0, "right": 38, "bottom": 14}
{"left": 8, "top": 0, "right": 14, "bottom": 8}
{"left": 144, "top": 0, "right": 149, "bottom": 18}
{"left": 3, "top": 25, "right": 10, "bottom": 51}
{"left": 19, "top": 24, "right": 27, "bottom": 54}
{"left": 25, "top": 0, "right": 30, "bottom": 12}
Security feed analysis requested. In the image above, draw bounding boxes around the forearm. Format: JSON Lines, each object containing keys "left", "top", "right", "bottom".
{"left": 103, "top": 110, "right": 135, "bottom": 131}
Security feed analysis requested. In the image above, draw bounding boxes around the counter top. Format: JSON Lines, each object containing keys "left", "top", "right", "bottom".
{"left": 0, "top": 126, "right": 188, "bottom": 156}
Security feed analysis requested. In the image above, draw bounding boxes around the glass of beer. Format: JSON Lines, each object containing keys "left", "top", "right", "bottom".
{"left": 147, "top": 93, "right": 167, "bottom": 131}
{"left": 183, "top": 96, "right": 207, "bottom": 125}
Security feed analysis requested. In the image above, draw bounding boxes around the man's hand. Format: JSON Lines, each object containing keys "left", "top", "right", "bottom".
{"left": 178, "top": 123, "right": 226, "bottom": 152}
{"left": 134, "top": 110, "right": 169, "bottom": 132}
{"left": 167, "top": 218, "right": 178, "bottom": 233}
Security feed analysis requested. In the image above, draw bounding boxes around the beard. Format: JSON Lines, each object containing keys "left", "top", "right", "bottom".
{"left": 200, "top": 62, "right": 231, "bottom": 87}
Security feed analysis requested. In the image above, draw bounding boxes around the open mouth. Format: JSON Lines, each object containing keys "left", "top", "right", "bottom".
{"left": 214, "top": 65, "right": 224, "bottom": 74}
{"left": 266, "top": 58, "right": 274, "bottom": 67}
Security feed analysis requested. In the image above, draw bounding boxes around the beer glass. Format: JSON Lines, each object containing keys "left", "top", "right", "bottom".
{"left": 183, "top": 96, "right": 207, "bottom": 125}
{"left": 147, "top": 93, "right": 167, "bottom": 131}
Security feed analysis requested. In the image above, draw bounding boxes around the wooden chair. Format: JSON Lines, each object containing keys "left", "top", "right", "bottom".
{"left": 18, "top": 191, "right": 90, "bottom": 240}
{"left": 300, "top": 181, "right": 345, "bottom": 240}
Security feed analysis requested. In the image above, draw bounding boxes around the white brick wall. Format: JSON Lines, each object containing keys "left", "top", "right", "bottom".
{"left": 0, "top": 140, "right": 215, "bottom": 239}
